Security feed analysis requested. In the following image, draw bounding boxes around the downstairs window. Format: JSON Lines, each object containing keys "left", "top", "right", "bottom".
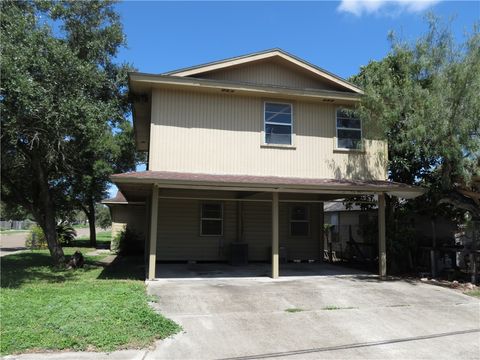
{"left": 200, "top": 203, "right": 223, "bottom": 236}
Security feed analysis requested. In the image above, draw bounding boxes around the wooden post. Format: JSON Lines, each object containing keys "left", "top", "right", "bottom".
{"left": 471, "top": 220, "right": 478, "bottom": 284}
{"left": 148, "top": 185, "right": 159, "bottom": 280}
{"left": 431, "top": 219, "right": 437, "bottom": 278}
{"left": 271, "top": 192, "right": 279, "bottom": 279}
{"left": 378, "top": 193, "right": 387, "bottom": 279}
{"left": 319, "top": 202, "right": 324, "bottom": 261}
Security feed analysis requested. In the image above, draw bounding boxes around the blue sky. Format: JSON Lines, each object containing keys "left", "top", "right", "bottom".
{"left": 115, "top": 1, "right": 479, "bottom": 79}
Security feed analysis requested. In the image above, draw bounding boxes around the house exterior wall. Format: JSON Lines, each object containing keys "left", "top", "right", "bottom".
{"left": 195, "top": 60, "right": 339, "bottom": 90}
{"left": 149, "top": 88, "right": 387, "bottom": 180}
{"left": 111, "top": 205, "right": 147, "bottom": 240}
{"left": 155, "top": 190, "right": 323, "bottom": 262}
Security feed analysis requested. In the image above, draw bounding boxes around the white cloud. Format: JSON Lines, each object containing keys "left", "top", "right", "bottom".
{"left": 337, "top": 0, "right": 440, "bottom": 17}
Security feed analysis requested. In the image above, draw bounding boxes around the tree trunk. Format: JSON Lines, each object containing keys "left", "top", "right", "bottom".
{"left": 87, "top": 199, "right": 97, "bottom": 248}
{"left": 33, "top": 155, "right": 65, "bottom": 266}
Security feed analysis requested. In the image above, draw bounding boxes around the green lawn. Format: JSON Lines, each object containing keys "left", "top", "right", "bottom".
{"left": 465, "top": 289, "right": 480, "bottom": 298}
{"left": 0, "top": 248, "right": 181, "bottom": 355}
{"left": 72, "top": 231, "right": 112, "bottom": 248}
{"left": 0, "top": 229, "right": 29, "bottom": 234}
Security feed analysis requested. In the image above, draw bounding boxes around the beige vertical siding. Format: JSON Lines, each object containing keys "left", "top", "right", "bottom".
{"left": 111, "top": 205, "right": 146, "bottom": 240}
{"left": 157, "top": 197, "right": 236, "bottom": 261}
{"left": 280, "top": 203, "right": 322, "bottom": 261}
{"left": 154, "top": 190, "right": 324, "bottom": 262}
{"left": 149, "top": 88, "right": 387, "bottom": 180}
{"left": 196, "top": 60, "right": 340, "bottom": 90}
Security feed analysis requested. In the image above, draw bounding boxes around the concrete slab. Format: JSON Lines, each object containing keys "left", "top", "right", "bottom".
{"left": 147, "top": 273, "right": 480, "bottom": 359}
{"left": 154, "top": 262, "right": 368, "bottom": 279}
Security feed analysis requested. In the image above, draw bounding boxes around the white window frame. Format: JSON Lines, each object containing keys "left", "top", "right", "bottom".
{"left": 264, "top": 101, "right": 293, "bottom": 146}
{"left": 335, "top": 108, "right": 362, "bottom": 150}
{"left": 200, "top": 202, "right": 223, "bottom": 236}
{"left": 289, "top": 205, "right": 310, "bottom": 237}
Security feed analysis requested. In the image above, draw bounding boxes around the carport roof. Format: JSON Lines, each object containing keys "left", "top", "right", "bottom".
{"left": 111, "top": 170, "right": 424, "bottom": 199}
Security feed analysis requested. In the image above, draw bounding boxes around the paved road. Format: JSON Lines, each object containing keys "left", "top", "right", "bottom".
{"left": 6, "top": 271, "right": 480, "bottom": 359}
{"left": 0, "top": 227, "right": 95, "bottom": 257}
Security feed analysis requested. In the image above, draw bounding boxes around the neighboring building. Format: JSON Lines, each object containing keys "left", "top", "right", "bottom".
{"left": 324, "top": 202, "right": 377, "bottom": 261}
{"left": 104, "top": 49, "right": 423, "bottom": 279}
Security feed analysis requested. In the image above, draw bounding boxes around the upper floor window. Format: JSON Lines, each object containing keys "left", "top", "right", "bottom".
{"left": 200, "top": 203, "right": 223, "bottom": 236}
{"left": 336, "top": 109, "right": 362, "bottom": 150}
{"left": 264, "top": 102, "right": 292, "bottom": 145}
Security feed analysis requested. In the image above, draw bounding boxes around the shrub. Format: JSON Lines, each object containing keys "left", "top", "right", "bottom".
{"left": 57, "top": 222, "right": 77, "bottom": 245}
{"left": 25, "top": 223, "right": 77, "bottom": 248}
{"left": 25, "top": 225, "right": 47, "bottom": 249}
{"left": 112, "top": 227, "right": 144, "bottom": 256}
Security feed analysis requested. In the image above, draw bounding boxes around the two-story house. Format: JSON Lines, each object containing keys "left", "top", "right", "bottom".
{"left": 104, "top": 49, "right": 422, "bottom": 280}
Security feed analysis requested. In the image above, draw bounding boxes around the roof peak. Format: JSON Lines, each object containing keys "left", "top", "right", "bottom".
{"left": 161, "top": 48, "right": 363, "bottom": 94}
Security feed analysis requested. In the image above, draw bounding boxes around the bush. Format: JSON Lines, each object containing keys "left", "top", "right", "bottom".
{"left": 25, "top": 223, "right": 77, "bottom": 248}
{"left": 25, "top": 225, "right": 47, "bottom": 249}
{"left": 96, "top": 205, "right": 111, "bottom": 230}
{"left": 112, "top": 227, "right": 144, "bottom": 256}
{"left": 57, "top": 222, "right": 77, "bottom": 245}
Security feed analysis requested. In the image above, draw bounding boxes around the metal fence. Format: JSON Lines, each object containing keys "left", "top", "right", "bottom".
{"left": 0, "top": 220, "right": 35, "bottom": 230}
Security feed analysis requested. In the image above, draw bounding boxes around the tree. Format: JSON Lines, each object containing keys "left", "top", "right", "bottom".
{"left": 353, "top": 15, "right": 479, "bottom": 193}
{"left": 1, "top": 1, "right": 135, "bottom": 264}
{"left": 49, "top": 1, "right": 139, "bottom": 247}
{"left": 96, "top": 204, "right": 112, "bottom": 230}
{"left": 350, "top": 15, "right": 480, "bottom": 271}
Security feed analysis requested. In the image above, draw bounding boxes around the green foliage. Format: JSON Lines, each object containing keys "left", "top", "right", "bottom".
{"left": 112, "top": 227, "right": 144, "bottom": 255}
{"left": 26, "top": 223, "right": 77, "bottom": 248}
{"left": 56, "top": 222, "right": 77, "bottom": 246}
{"left": 25, "top": 225, "right": 47, "bottom": 249}
{"left": 352, "top": 15, "right": 480, "bottom": 193}
{"left": 0, "top": 249, "right": 181, "bottom": 355}
{"left": 350, "top": 15, "right": 480, "bottom": 273}
{"left": 0, "top": 1, "right": 141, "bottom": 263}
{"left": 96, "top": 204, "right": 112, "bottom": 230}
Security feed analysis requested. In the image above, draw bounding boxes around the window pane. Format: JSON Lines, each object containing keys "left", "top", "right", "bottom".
{"left": 291, "top": 206, "right": 308, "bottom": 221}
{"left": 265, "top": 112, "right": 292, "bottom": 124}
{"left": 338, "top": 129, "right": 361, "bottom": 140}
{"left": 265, "top": 124, "right": 292, "bottom": 145}
{"left": 265, "top": 103, "right": 291, "bottom": 114}
{"left": 338, "top": 137, "right": 362, "bottom": 149}
{"left": 202, "top": 204, "right": 222, "bottom": 219}
{"left": 291, "top": 222, "right": 309, "bottom": 236}
{"left": 202, "top": 220, "right": 222, "bottom": 235}
{"left": 337, "top": 117, "right": 360, "bottom": 129}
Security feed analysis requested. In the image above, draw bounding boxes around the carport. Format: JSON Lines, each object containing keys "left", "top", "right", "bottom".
{"left": 111, "top": 170, "right": 424, "bottom": 280}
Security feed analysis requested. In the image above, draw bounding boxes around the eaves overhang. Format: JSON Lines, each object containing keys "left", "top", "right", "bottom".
{"left": 128, "top": 72, "right": 362, "bottom": 105}
{"left": 111, "top": 171, "right": 425, "bottom": 199}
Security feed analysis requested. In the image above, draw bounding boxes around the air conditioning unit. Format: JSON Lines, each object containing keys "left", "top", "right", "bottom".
{"left": 230, "top": 243, "right": 248, "bottom": 266}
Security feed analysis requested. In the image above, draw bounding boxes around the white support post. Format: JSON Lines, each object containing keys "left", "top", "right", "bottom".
{"left": 378, "top": 193, "right": 387, "bottom": 279}
{"left": 271, "top": 192, "right": 279, "bottom": 279}
{"left": 148, "top": 186, "right": 159, "bottom": 280}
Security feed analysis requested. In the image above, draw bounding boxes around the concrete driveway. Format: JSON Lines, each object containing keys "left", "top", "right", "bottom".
{"left": 146, "top": 272, "right": 480, "bottom": 359}
{"left": 5, "top": 269, "right": 480, "bottom": 360}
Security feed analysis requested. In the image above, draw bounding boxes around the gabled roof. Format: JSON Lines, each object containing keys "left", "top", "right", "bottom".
{"left": 163, "top": 48, "right": 363, "bottom": 94}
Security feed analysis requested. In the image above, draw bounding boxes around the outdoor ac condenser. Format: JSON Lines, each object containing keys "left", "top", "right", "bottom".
{"left": 230, "top": 243, "right": 248, "bottom": 266}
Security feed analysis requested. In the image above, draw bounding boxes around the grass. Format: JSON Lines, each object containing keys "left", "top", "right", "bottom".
{"left": 285, "top": 308, "right": 305, "bottom": 313}
{"left": 465, "top": 290, "right": 480, "bottom": 298}
{"left": 0, "top": 247, "right": 181, "bottom": 355}
{"left": 71, "top": 231, "right": 112, "bottom": 248}
{"left": 322, "top": 305, "right": 356, "bottom": 310}
{"left": 0, "top": 229, "right": 29, "bottom": 234}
